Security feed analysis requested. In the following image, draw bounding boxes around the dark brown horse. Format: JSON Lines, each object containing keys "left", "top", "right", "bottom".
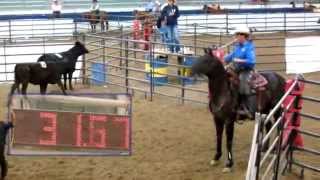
{"left": 83, "top": 11, "right": 109, "bottom": 32}
{"left": 191, "top": 52, "right": 285, "bottom": 172}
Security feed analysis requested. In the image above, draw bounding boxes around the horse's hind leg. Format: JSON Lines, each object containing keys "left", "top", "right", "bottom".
{"left": 210, "top": 117, "right": 224, "bottom": 166}
{"left": 223, "top": 120, "right": 235, "bottom": 172}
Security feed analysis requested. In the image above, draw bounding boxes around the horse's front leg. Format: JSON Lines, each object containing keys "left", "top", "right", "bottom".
{"left": 210, "top": 117, "right": 224, "bottom": 166}
{"left": 223, "top": 119, "right": 235, "bottom": 173}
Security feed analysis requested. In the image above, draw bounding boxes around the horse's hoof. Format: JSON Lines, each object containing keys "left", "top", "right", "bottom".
{"left": 222, "top": 167, "right": 232, "bottom": 173}
{"left": 210, "top": 159, "right": 219, "bottom": 166}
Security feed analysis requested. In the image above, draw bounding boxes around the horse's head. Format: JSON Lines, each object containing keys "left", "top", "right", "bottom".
{"left": 75, "top": 41, "right": 89, "bottom": 55}
{"left": 191, "top": 51, "right": 224, "bottom": 77}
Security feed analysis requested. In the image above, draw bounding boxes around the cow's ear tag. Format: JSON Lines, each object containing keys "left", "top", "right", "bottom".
{"left": 39, "top": 61, "right": 47, "bottom": 68}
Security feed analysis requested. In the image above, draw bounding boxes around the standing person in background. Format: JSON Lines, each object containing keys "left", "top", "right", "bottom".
{"left": 51, "top": 0, "right": 62, "bottom": 18}
{"left": 90, "top": 0, "right": 100, "bottom": 15}
{"left": 161, "top": 0, "right": 180, "bottom": 53}
{"left": 89, "top": 0, "right": 100, "bottom": 32}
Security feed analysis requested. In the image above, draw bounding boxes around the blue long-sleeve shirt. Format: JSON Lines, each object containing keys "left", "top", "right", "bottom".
{"left": 224, "top": 41, "right": 256, "bottom": 70}
{"left": 161, "top": 4, "right": 180, "bottom": 26}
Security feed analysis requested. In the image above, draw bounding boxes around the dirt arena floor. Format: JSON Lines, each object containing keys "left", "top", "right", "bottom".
{"left": 0, "top": 32, "right": 319, "bottom": 180}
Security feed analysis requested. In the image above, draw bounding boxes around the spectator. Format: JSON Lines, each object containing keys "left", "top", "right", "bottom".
{"left": 157, "top": 15, "right": 168, "bottom": 45}
{"left": 161, "top": 0, "right": 180, "bottom": 53}
{"left": 51, "top": 0, "right": 62, "bottom": 18}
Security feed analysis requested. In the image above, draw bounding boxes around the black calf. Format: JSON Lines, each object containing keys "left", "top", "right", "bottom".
{"left": 37, "top": 41, "right": 89, "bottom": 90}
{"left": 10, "top": 62, "right": 67, "bottom": 96}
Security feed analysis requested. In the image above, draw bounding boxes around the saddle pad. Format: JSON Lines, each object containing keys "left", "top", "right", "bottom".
{"left": 250, "top": 73, "right": 268, "bottom": 89}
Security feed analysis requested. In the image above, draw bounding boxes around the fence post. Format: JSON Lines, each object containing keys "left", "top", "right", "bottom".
{"left": 181, "top": 71, "right": 185, "bottom": 104}
{"left": 284, "top": 13, "right": 287, "bottom": 36}
{"left": 273, "top": 111, "right": 285, "bottom": 180}
{"left": 125, "top": 36, "right": 129, "bottom": 94}
{"left": 102, "top": 37, "right": 106, "bottom": 85}
{"left": 193, "top": 23, "right": 197, "bottom": 55}
{"left": 254, "top": 113, "right": 266, "bottom": 180}
{"left": 226, "top": 11, "right": 229, "bottom": 35}
{"left": 149, "top": 41, "right": 154, "bottom": 101}
{"left": 8, "top": 20, "right": 12, "bottom": 42}
{"left": 3, "top": 40, "right": 8, "bottom": 81}
{"left": 119, "top": 25, "right": 124, "bottom": 67}
{"left": 81, "top": 34, "right": 87, "bottom": 85}
{"left": 42, "top": 36, "right": 46, "bottom": 54}
{"left": 74, "top": 21, "right": 78, "bottom": 35}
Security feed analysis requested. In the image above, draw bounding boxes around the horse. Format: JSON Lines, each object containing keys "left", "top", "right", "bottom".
{"left": 37, "top": 41, "right": 89, "bottom": 91}
{"left": 191, "top": 51, "right": 286, "bottom": 172}
{"left": 203, "top": 3, "right": 225, "bottom": 14}
{"left": 83, "top": 11, "right": 109, "bottom": 33}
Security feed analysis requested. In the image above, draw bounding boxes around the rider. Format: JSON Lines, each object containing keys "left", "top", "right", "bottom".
{"left": 90, "top": 0, "right": 100, "bottom": 16}
{"left": 224, "top": 25, "right": 256, "bottom": 118}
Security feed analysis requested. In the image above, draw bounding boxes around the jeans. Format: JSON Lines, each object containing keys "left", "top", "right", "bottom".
{"left": 158, "top": 26, "right": 168, "bottom": 45}
{"left": 166, "top": 25, "right": 180, "bottom": 53}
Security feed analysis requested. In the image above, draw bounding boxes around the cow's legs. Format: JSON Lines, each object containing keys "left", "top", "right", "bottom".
{"left": 10, "top": 83, "right": 19, "bottom": 95}
{"left": 40, "top": 83, "right": 48, "bottom": 95}
{"left": 57, "top": 80, "right": 67, "bottom": 95}
{"left": 63, "top": 73, "right": 67, "bottom": 90}
{"left": 21, "top": 82, "right": 28, "bottom": 96}
{"left": 68, "top": 72, "right": 74, "bottom": 90}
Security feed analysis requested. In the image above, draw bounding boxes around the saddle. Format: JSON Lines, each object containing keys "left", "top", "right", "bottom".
{"left": 249, "top": 72, "right": 268, "bottom": 91}
{"left": 225, "top": 65, "right": 268, "bottom": 92}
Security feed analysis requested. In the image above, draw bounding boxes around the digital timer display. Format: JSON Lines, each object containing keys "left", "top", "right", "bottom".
{"left": 10, "top": 109, "right": 131, "bottom": 156}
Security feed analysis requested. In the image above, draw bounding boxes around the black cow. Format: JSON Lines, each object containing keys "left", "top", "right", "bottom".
{"left": 37, "top": 41, "right": 89, "bottom": 90}
{"left": 9, "top": 61, "right": 67, "bottom": 97}
{"left": 0, "top": 122, "right": 13, "bottom": 180}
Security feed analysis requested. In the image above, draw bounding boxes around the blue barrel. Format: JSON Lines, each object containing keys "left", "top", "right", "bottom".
{"left": 91, "top": 62, "right": 107, "bottom": 85}
{"left": 181, "top": 56, "right": 196, "bottom": 85}
{"left": 145, "top": 54, "right": 168, "bottom": 86}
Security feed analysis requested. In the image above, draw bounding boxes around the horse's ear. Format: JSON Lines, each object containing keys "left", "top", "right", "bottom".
{"left": 204, "top": 48, "right": 212, "bottom": 56}
{"left": 204, "top": 47, "right": 215, "bottom": 57}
